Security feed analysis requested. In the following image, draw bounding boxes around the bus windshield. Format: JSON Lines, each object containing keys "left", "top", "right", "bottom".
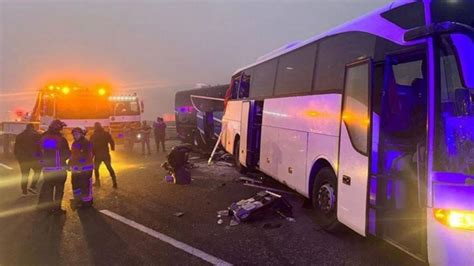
{"left": 435, "top": 33, "right": 474, "bottom": 175}
{"left": 56, "top": 95, "right": 111, "bottom": 119}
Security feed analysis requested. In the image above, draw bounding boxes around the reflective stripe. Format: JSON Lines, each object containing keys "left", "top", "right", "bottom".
{"left": 71, "top": 165, "right": 94, "bottom": 172}
{"left": 82, "top": 178, "right": 93, "bottom": 202}
{"left": 43, "top": 166, "right": 66, "bottom": 172}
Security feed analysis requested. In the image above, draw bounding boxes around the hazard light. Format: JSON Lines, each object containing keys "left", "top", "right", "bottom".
{"left": 98, "top": 88, "right": 107, "bottom": 96}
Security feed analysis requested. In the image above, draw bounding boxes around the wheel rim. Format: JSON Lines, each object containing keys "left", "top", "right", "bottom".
{"left": 318, "top": 183, "right": 335, "bottom": 214}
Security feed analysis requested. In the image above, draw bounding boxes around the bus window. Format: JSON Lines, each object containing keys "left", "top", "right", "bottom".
{"left": 392, "top": 60, "right": 423, "bottom": 86}
{"left": 274, "top": 43, "right": 316, "bottom": 96}
{"left": 314, "top": 33, "right": 375, "bottom": 93}
{"left": 238, "top": 71, "right": 252, "bottom": 99}
{"left": 343, "top": 62, "right": 370, "bottom": 154}
{"left": 250, "top": 59, "right": 277, "bottom": 98}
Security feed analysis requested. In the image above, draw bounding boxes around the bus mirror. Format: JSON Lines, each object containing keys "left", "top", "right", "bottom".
{"left": 141, "top": 101, "right": 144, "bottom": 113}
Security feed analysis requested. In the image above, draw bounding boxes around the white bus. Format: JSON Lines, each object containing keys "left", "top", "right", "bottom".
{"left": 220, "top": 0, "right": 474, "bottom": 264}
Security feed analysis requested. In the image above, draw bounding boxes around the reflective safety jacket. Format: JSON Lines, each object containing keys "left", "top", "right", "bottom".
{"left": 69, "top": 137, "right": 94, "bottom": 172}
{"left": 39, "top": 130, "right": 71, "bottom": 171}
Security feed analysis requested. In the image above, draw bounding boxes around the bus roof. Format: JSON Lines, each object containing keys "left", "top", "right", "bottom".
{"left": 234, "top": 0, "right": 420, "bottom": 75}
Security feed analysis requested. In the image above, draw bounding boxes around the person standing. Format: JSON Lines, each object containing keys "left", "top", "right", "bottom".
{"left": 153, "top": 117, "right": 167, "bottom": 153}
{"left": 38, "top": 120, "right": 70, "bottom": 215}
{"left": 123, "top": 125, "right": 135, "bottom": 152}
{"left": 13, "top": 124, "right": 42, "bottom": 196}
{"left": 69, "top": 127, "right": 94, "bottom": 208}
{"left": 140, "top": 121, "right": 152, "bottom": 155}
{"left": 90, "top": 122, "right": 117, "bottom": 188}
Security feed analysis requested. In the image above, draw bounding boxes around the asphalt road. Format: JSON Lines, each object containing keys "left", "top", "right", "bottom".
{"left": 0, "top": 141, "right": 425, "bottom": 266}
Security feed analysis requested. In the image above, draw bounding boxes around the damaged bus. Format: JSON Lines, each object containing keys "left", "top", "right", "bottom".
{"left": 220, "top": 0, "right": 474, "bottom": 264}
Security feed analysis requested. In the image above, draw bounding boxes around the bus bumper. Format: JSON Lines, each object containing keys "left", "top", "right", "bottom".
{"left": 427, "top": 207, "right": 474, "bottom": 265}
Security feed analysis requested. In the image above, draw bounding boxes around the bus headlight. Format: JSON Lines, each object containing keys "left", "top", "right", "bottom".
{"left": 434, "top": 209, "right": 474, "bottom": 231}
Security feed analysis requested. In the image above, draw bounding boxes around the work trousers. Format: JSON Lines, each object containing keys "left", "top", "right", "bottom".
{"left": 94, "top": 155, "right": 117, "bottom": 185}
{"left": 71, "top": 170, "right": 93, "bottom": 205}
{"left": 141, "top": 138, "right": 151, "bottom": 155}
{"left": 18, "top": 160, "right": 41, "bottom": 193}
{"left": 38, "top": 170, "right": 67, "bottom": 210}
{"left": 154, "top": 136, "right": 166, "bottom": 152}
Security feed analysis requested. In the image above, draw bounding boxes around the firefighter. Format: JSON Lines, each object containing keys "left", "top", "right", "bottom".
{"left": 37, "top": 120, "right": 71, "bottom": 215}
{"left": 153, "top": 117, "right": 167, "bottom": 153}
{"left": 140, "top": 120, "right": 152, "bottom": 155}
{"left": 13, "top": 123, "right": 42, "bottom": 196}
{"left": 90, "top": 122, "right": 117, "bottom": 188}
{"left": 69, "top": 127, "right": 94, "bottom": 208}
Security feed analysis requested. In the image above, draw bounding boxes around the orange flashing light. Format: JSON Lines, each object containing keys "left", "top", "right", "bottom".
{"left": 62, "top": 86, "right": 70, "bottom": 95}
{"left": 98, "top": 88, "right": 106, "bottom": 96}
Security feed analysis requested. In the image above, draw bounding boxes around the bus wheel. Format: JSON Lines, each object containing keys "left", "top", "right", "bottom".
{"left": 312, "top": 167, "right": 341, "bottom": 232}
{"left": 233, "top": 139, "right": 247, "bottom": 173}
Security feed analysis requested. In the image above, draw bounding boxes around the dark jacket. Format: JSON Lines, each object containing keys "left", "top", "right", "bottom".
{"left": 90, "top": 128, "right": 115, "bottom": 157}
{"left": 14, "top": 128, "right": 41, "bottom": 161}
{"left": 39, "top": 130, "right": 71, "bottom": 169}
{"left": 153, "top": 121, "right": 167, "bottom": 137}
{"left": 69, "top": 137, "right": 93, "bottom": 171}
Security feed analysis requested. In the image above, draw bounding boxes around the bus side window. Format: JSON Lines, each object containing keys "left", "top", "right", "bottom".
{"left": 250, "top": 59, "right": 277, "bottom": 98}
{"left": 238, "top": 72, "right": 251, "bottom": 99}
{"left": 274, "top": 43, "right": 316, "bottom": 96}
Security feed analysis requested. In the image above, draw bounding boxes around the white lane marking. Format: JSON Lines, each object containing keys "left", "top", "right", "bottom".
{"left": 0, "top": 163, "right": 13, "bottom": 170}
{"left": 100, "top": 209, "right": 232, "bottom": 266}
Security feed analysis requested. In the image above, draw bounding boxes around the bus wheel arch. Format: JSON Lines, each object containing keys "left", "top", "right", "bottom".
{"left": 309, "top": 159, "right": 341, "bottom": 232}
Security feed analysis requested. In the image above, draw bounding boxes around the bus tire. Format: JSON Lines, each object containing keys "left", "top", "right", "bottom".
{"left": 233, "top": 139, "right": 247, "bottom": 174}
{"left": 312, "top": 167, "right": 341, "bottom": 232}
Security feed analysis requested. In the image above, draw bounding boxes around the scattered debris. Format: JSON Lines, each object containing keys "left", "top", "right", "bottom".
{"left": 242, "top": 183, "right": 297, "bottom": 196}
{"left": 217, "top": 210, "right": 231, "bottom": 217}
{"left": 239, "top": 176, "right": 263, "bottom": 184}
{"left": 161, "top": 145, "right": 192, "bottom": 185}
{"left": 165, "top": 175, "right": 174, "bottom": 183}
{"left": 229, "top": 219, "right": 239, "bottom": 227}
{"left": 229, "top": 190, "right": 293, "bottom": 223}
{"left": 215, "top": 161, "right": 233, "bottom": 167}
{"left": 173, "top": 212, "right": 185, "bottom": 217}
{"left": 216, "top": 192, "right": 294, "bottom": 227}
{"left": 262, "top": 223, "right": 282, "bottom": 230}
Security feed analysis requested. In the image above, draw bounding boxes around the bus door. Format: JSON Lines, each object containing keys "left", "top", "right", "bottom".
{"left": 370, "top": 50, "right": 428, "bottom": 260}
{"left": 337, "top": 59, "right": 373, "bottom": 236}
{"left": 239, "top": 100, "right": 263, "bottom": 168}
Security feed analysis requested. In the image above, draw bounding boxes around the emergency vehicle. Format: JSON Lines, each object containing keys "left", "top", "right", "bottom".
{"left": 2, "top": 84, "right": 143, "bottom": 144}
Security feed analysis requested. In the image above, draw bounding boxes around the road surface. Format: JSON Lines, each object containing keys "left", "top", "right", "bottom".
{"left": 0, "top": 141, "right": 424, "bottom": 265}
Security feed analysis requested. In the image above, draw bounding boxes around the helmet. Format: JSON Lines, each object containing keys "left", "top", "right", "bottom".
{"left": 48, "top": 120, "right": 67, "bottom": 131}
{"left": 72, "top": 127, "right": 87, "bottom": 135}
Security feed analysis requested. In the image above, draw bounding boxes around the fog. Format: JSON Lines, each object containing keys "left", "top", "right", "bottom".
{"left": 0, "top": 0, "right": 391, "bottom": 121}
